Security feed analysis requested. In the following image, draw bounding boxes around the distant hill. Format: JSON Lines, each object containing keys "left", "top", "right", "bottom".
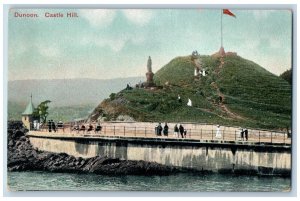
{"left": 8, "top": 77, "right": 143, "bottom": 121}
{"left": 8, "top": 77, "right": 143, "bottom": 107}
{"left": 88, "top": 54, "right": 291, "bottom": 130}
{"left": 7, "top": 101, "right": 96, "bottom": 122}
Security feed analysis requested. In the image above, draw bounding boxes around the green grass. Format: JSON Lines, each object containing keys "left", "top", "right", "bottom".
{"left": 90, "top": 54, "right": 292, "bottom": 130}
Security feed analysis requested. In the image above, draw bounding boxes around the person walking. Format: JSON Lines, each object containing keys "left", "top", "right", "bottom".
{"left": 179, "top": 124, "right": 184, "bottom": 138}
{"left": 215, "top": 125, "right": 222, "bottom": 138}
{"left": 95, "top": 123, "right": 102, "bottom": 134}
{"left": 240, "top": 128, "right": 244, "bottom": 140}
{"left": 163, "top": 123, "right": 169, "bottom": 136}
{"left": 178, "top": 95, "right": 182, "bottom": 103}
{"left": 174, "top": 124, "right": 179, "bottom": 138}
{"left": 51, "top": 120, "right": 56, "bottom": 133}
{"left": 157, "top": 123, "right": 162, "bottom": 136}
{"left": 47, "top": 120, "right": 52, "bottom": 132}
{"left": 244, "top": 129, "right": 248, "bottom": 141}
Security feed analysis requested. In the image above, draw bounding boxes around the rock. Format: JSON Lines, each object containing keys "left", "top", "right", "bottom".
{"left": 8, "top": 140, "right": 14, "bottom": 146}
{"left": 15, "top": 141, "right": 22, "bottom": 147}
{"left": 7, "top": 120, "right": 179, "bottom": 175}
{"left": 116, "top": 115, "right": 135, "bottom": 122}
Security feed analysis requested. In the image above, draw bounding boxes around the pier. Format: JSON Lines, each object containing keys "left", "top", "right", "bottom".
{"left": 27, "top": 122, "right": 291, "bottom": 176}
{"left": 29, "top": 121, "right": 291, "bottom": 145}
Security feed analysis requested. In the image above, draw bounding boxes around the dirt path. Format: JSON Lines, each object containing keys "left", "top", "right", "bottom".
{"left": 211, "top": 57, "right": 245, "bottom": 120}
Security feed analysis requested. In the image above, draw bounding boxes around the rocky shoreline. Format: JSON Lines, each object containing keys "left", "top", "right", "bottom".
{"left": 7, "top": 121, "right": 179, "bottom": 175}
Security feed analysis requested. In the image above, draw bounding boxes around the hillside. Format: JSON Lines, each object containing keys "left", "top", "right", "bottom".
{"left": 88, "top": 54, "right": 291, "bottom": 130}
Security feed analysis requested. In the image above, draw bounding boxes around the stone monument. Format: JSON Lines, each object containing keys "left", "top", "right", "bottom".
{"left": 146, "top": 56, "right": 154, "bottom": 83}
{"left": 144, "top": 56, "right": 155, "bottom": 88}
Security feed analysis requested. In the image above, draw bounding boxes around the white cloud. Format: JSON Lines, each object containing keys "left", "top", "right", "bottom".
{"left": 38, "top": 45, "right": 60, "bottom": 58}
{"left": 269, "top": 37, "right": 281, "bottom": 49}
{"left": 131, "top": 35, "right": 145, "bottom": 45}
{"left": 81, "top": 34, "right": 128, "bottom": 52}
{"left": 80, "top": 10, "right": 116, "bottom": 28}
{"left": 122, "top": 10, "right": 153, "bottom": 26}
{"left": 98, "top": 37, "right": 128, "bottom": 52}
{"left": 243, "top": 39, "right": 260, "bottom": 49}
{"left": 252, "top": 10, "right": 275, "bottom": 20}
{"left": 81, "top": 32, "right": 146, "bottom": 52}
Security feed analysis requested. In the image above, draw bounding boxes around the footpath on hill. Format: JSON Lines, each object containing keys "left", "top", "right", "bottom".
{"left": 210, "top": 57, "right": 245, "bottom": 120}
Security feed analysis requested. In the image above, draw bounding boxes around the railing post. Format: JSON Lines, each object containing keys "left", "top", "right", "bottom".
{"left": 223, "top": 130, "right": 225, "bottom": 140}
{"left": 134, "top": 127, "right": 136, "bottom": 137}
{"left": 212, "top": 129, "right": 213, "bottom": 140}
{"left": 114, "top": 126, "right": 115, "bottom": 135}
{"left": 104, "top": 126, "right": 106, "bottom": 135}
{"left": 259, "top": 131, "right": 260, "bottom": 143}
{"left": 189, "top": 129, "right": 191, "bottom": 138}
{"left": 284, "top": 132, "right": 286, "bottom": 144}
{"left": 271, "top": 132, "right": 273, "bottom": 143}
{"left": 145, "top": 127, "right": 146, "bottom": 137}
{"left": 235, "top": 130, "right": 236, "bottom": 141}
{"left": 200, "top": 129, "right": 202, "bottom": 140}
{"left": 124, "top": 126, "right": 125, "bottom": 136}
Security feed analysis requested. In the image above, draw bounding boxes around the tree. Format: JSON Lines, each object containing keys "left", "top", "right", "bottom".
{"left": 280, "top": 69, "right": 292, "bottom": 85}
{"left": 33, "top": 100, "right": 51, "bottom": 123}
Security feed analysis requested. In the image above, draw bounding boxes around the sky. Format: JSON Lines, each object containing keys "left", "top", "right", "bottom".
{"left": 8, "top": 9, "right": 292, "bottom": 81}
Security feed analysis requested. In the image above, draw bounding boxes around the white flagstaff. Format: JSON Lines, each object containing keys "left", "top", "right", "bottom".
{"left": 221, "top": 9, "right": 223, "bottom": 48}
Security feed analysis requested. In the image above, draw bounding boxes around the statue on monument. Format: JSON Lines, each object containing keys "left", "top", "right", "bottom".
{"left": 147, "top": 56, "right": 152, "bottom": 72}
{"left": 144, "top": 56, "right": 155, "bottom": 88}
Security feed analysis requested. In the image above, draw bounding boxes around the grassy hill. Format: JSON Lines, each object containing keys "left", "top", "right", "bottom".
{"left": 89, "top": 54, "right": 291, "bottom": 130}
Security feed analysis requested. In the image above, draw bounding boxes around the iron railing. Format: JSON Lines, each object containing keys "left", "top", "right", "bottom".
{"left": 30, "top": 122, "right": 291, "bottom": 145}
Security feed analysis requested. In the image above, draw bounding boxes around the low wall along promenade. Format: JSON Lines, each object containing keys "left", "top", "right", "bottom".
{"left": 27, "top": 122, "right": 291, "bottom": 176}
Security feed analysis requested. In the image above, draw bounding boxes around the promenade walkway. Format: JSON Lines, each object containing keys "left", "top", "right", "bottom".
{"left": 29, "top": 122, "right": 291, "bottom": 145}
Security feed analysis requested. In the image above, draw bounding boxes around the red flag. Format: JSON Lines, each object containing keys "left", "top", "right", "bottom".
{"left": 223, "top": 9, "right": 236, "bottom": 17}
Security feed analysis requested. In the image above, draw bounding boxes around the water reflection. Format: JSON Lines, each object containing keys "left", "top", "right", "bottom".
{"left": 7, "top": 171, "right": 291, "bottom": 192}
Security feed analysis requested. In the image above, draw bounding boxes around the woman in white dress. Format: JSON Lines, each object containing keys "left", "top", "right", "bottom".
{"left": 187, "top": 98, "right": 192, "bottom": 106}
{"left": 215, "top": 125, "right": 222, "bottom": 138}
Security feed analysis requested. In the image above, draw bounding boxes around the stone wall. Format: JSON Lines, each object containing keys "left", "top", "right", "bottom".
{"left": 29, "top": 135, "right": 291, "bottom": 175}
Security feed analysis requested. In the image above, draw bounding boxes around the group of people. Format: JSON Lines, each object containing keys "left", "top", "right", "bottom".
{"left": 174, "top": 124, "right": 187, "bottom": 138}
{"left": 155, "top": 123, "right": 168, "bottom": 136}
{"left": 73, "top": 123, "right": 102, "bottom": 134}
{"left": 47, "top": 120, "right": 64, "bottom": 132}
{"left": 47, "top": 120, "right": 57, "bottom": 132}
{"left": 177, "top": 95, "right": 193, "bottom": 107}
{"left": 155, "top": 123, "right": 187, "bottom": 138}
{"left": 240, "top": 128, "right": 249, "bottom": 141}
{"left": 215, "top": 126, "right": 249, "bottom": 141}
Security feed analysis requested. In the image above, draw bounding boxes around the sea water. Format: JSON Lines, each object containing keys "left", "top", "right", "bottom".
{"left": 7, "top": 171, "right": 291, "bottom": 192}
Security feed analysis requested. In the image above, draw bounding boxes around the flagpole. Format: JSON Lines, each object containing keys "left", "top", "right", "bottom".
{"left": 221, "top": 9, "right": 223, "bottom": 48}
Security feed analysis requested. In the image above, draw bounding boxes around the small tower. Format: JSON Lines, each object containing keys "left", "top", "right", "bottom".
{"left": 22, "top": 94, "right": 35, "bottom": 130}
{"left": 147, "top": 56, "right": 152, "bottom": 72}
{"left": 144, "top": 56, "right": 156, "bottom": 88}
{"left": 146, "top": 56, "right": 154, "bottom": 83}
